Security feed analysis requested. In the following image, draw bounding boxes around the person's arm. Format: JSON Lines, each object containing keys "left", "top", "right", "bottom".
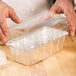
{"left": 0, "top": 1, "right": 21, "bottom": 44}
{"left": 45, "top": 0, "right": 76, "bottom": 36}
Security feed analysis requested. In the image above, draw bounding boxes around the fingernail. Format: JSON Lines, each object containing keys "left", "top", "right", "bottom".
{"left": 17, "top": 19, "right": 22, "bottom": 23}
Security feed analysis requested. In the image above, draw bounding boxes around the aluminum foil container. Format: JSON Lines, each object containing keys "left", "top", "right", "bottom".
{"left": 6, "top": 14, "right": 68, "bottom": 65}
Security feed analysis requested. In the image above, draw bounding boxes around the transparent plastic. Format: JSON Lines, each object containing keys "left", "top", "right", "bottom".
{"left": 6, "top": 13, "right": 68, "bottom": 65}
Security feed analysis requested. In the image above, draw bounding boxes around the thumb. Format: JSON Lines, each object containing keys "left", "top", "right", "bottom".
{"left": 44, "top": 5, "right": 58, "bottom": 20}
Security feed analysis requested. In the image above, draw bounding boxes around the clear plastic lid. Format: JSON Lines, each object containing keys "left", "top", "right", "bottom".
{"left": 6, "top": 12, "right": 68, "bottom": 51}
{"left": 7, "top": 12, "right": 67, "bottom": 42}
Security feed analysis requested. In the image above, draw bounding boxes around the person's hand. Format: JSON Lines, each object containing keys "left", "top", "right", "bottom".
{"left": 45, "top": 0, "right": 76, "bottom": 36}
{"left": 0, "top": 1, "right": 21, "bottom": 44}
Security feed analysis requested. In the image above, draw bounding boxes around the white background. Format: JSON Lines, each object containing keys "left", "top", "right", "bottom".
{"left": 3, "top": 0, "right": 49, "bottom": 27}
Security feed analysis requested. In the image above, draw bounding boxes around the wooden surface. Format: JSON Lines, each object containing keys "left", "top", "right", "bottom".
{"left": 0, "top": 36, "right": 76, "bottom": 76}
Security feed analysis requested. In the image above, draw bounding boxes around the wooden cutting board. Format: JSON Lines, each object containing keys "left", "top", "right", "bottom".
{"left": 0, "top": 36, "right": 76, "bottom": 76}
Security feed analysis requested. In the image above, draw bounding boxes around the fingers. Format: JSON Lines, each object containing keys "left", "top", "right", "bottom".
{"left": 0, "top": 21, "right": 9, "bottom": 36}
{"left": 0, "top": 2, "right": 21, "bottom": 44}
{"left": 44, "top": 4, "right": 63, "bottom": 20}
{"left": 44, "top": 5, "right": 58, "bottom": 20}
{"left": 64, "top": 8, "right": 76, "bottom": 36}
{"left": 45, "top": 1, "right": 76, "bottom": 36}
{"left": 57, "top": 7, "right": 63, "bottom": 14}
{"left": 0, "top": 16, "right": 8, "bottom": 43}
{"left": 9, "top": 8, "right": 21, "bottom": 23}
{"left": 49, "top": 5, "right": 58, "bottom": 16}
{"left": 0, "top": 28, "right": 7, "bottom": 43}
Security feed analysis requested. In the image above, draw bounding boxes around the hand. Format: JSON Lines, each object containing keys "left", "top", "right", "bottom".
{"left": 45, "top": 0, "right": 76, "bottom": 36}
{"left": 0, "top": 1, "right": 21, "bottom": 44}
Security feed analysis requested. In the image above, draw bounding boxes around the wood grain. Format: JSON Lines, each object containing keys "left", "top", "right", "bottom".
{"left": 0, "top": 36, "right": 76, "bottom": 76}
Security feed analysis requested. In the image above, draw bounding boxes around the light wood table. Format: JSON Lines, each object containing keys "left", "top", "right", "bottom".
{"left": 0, "top": 36, "right": 76, "bottom": 76}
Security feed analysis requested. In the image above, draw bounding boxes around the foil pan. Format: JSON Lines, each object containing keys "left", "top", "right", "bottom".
{"left": 6, "top": 13, "right": 68, "bottom": 65}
